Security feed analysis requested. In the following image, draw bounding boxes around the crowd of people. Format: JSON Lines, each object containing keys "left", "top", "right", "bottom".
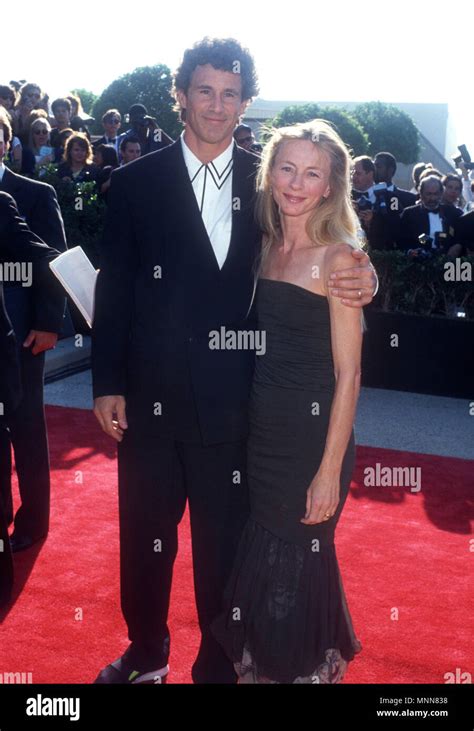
{"left": 351, "top": 152, "right": 474, "bottom": 257}
{"left": 1, "top": 79, "right": 473, "bottom": 258}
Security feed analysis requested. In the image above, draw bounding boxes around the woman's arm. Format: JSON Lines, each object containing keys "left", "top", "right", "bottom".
{"left": 301, "top": 243, "right": 363, "bottom": 525}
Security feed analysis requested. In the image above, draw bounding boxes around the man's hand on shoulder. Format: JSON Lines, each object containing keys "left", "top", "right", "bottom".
{"left": 326, "top": 245, "right": 378, "bottom": 307}
{"left": 93, "top": 395, "right": 128, "bottom": 442}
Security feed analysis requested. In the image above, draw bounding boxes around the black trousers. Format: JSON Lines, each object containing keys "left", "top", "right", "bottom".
{"left": 0, "top": 423, "right": 14, "bottom": 606}
{"left": 1, "top": 286, "right": 50, "bottom": 539}
{"left": 0, "top": 348, "right": 50, "bottom": 538}
{"left": 117, "top": 429, "right": 250, "bottom": 684}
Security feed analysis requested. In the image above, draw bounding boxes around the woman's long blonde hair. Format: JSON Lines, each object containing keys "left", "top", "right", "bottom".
{"left": 245, "top": 119, "right": 367, "bottom": 330}
{"left": 255, "top": 119, "right": 361, "bottom": 271}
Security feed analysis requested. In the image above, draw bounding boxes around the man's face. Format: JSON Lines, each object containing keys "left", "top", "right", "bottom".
{"left": 235, "top": 128, "right": 255, "bottom": 150}
{"left": 23, "top": 87, "right": 41, "bottom": 110}
{"left": 270, "top": 139, "right": 331, "bottom": 222}
{"left": 421, "top": 180, "right": 443, "bottom": 209}
{"left": 176, "top": 64, "right": 248, "bottom": 147}
{"left": 104, "top": 114, "right": 121, "bottom": 138}
{"left": 122, "top": 142, "right": 141, "bottom": 163}
{"left": 0, "top": 95, "right": 13, "bottom": 111}
{"left": 443, "top": 179, "right": 462, "bottom": 204}
{"left": 352, "top": 161, "right": 374, "bottom": 191}
{"left": 54, "top": 105, "right": 71, "bottom": 127}
{"left": 374, "top": 156, "right": 392, "bottom": 184}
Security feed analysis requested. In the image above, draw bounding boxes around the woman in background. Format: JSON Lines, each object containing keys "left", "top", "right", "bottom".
{"left": 57, "top": 132, "right": 99, "bottom": 184}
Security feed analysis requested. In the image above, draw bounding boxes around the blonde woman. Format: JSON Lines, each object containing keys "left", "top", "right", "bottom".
{"left": 212, "top": 120, "right": 364, "bottom": 684}
{"left": 28, "top": 118, "right": 54, "bottom": 172}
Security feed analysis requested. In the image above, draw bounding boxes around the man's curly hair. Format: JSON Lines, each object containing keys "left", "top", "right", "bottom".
{"left": 172, "top": 37, "right": 259, "bottom": 120}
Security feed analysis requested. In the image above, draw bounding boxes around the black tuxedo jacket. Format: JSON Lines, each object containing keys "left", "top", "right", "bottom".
{"left": 454, "top": 210, "right": 474, "bottom": 254}
{"left": 0, "top": 167, "right": 67, "bottom": 252}
{"left": 0, "top": 191, "right": 62, "bottom": 418}
{"left": 369, "top": 186, "right": 417, "bottom": 251}
{"left": 398, "top": 203, "right": 460, "bottom": 252}
{"left": 92, "top": 139, "right": 261, "bottom": 444}
{"left": 0, "top": 167, "right": 67, "bottom": 335}
{"left": 93, "top": 135, "right": 118, "bottom": 149}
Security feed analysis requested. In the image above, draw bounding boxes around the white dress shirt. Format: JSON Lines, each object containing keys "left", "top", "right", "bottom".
{"left": 180, "top": 132, "right": 234, "bottom": 269}
{"left": 428, "top": 211, "right": 443, "bottom": 244}
{"left": 0, "top": 162, "right": 6, "bottom": 183}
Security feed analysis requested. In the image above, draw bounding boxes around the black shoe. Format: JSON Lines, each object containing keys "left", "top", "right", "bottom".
{"left": 94, "top": 656, "right": 169, "bottom": 684}
{"left": 10, "top": 533, "right": 46, "bottom": 553}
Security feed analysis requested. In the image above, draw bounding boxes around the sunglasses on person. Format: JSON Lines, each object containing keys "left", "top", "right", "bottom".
{"left": 108, "top": 118, "right": 121, "bottom": 124}
{"left": 34, "top": 129, "right": 49, "bottom": 134}
{"left": 237, "top": 135, "right": 254, "bottom": 144}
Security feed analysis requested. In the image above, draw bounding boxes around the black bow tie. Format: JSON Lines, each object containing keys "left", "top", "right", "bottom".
{"left": 107, "top": 138, "right": 116, "bottom": 144}
{"left": 426, "top": 207, "right": 441, "bottom": 214}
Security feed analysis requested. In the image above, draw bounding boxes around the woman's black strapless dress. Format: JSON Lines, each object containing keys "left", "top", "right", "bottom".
{"left": 211, "top": 279, "right": 362, "bottom": 683}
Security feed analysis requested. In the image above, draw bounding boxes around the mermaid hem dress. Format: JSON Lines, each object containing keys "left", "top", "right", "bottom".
{"left": 211, "top": 279, "right": 362, "bottom": 684}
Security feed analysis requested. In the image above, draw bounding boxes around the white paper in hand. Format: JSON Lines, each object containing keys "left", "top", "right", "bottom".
{"left": 49, "top": 247, "right": 98, "bottom": 328}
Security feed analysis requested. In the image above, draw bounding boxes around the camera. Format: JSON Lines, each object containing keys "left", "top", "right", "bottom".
{"left": 418, "top": 233, "right": 433, "bottom": 248}
{"left": 452, "top": 144, "right": 474, "bottom": 171}
{"left": 357, "top": 195, "right": 373, "bottom": 212}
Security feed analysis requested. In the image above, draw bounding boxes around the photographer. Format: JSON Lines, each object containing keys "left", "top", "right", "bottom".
{"left": 351, "top": 155, "right": 376, "bottom": 236}
{"left": 368, "top": 152, "right": 417, "bottom": 250}
{"left": 441, "top": 173, "right": 464, "bottom": 212}
{"left": 117, "top": 103, "right": 173, "bottom": 160}
{"left": 454, "top": 155, "right": 474, "bottom": 212}
{"left": 398, "top": 175, "right": 462, "bottom": 258}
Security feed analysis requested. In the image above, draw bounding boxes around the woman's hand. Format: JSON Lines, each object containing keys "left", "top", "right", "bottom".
{"left": 301, "top": 471, "right": 340, "bottom": 525}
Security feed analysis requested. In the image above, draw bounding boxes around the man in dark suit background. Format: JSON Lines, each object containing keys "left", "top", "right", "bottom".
{"left": 0, "top": 111, "right": 67, "bottom": 552}
{"left": 398, "top": 175, "right": 462, "bottom": 257}
{"left": 369, "top": 151, "right": 417, "bottom": 250}
{"left": 454, "top": 209, "right": 474, "bottom": 255}
{"left": 92, "top": 109, "right": 122, "bottom": 155}
{"left": 0, "top": 191, "right": 62, "bottom": 604}
{"left": 92, "top": 37, "right": 378, "bottom": 685}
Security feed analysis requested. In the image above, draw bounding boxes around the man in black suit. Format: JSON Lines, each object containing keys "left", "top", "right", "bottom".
{"left": 92, "top": 37, "right": 378, "bottom": 685}
{"left": 0, "top": 191, "right": 62, "bottom": 604}
{"left": 398, "top": 175, "right": 462, "bottom": 257}
{"left": 92, "top": 109, "right": 122, "bottom": 155}
{"left": 369, "top": 151, "right": 417, "bottom": 250}
{"left": 0, "top": 111, "right": 67, "bottom": 552}
{"left": 117, "top": 103, "right": 173, "bottom": 160}
{"left": 454, "top": 209, "right": 474, "bottom": 255}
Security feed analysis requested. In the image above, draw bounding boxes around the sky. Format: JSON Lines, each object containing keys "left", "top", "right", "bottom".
{"left": 3, "top": 0, "right": 473, "bottom": 157}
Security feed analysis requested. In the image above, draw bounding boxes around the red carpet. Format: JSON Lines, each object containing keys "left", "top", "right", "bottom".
{"left": 0, "top": 405, "right": 472, "bottom": 684}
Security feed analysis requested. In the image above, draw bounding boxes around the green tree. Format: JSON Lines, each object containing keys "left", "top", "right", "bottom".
{"left": 91, "top": 65, "right": 181, "bottom": 139}
{"left": 71, "top": 88, "right": 98, "bottom": 115}
{"left": 353, "top": 101, "right": 420, "bottom": 163}
{"left": 270, "top": 103, "right": 370, "bottom": 156}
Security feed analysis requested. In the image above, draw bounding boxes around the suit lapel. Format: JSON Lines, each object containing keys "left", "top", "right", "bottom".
{"left": 162, "top": 140, "right": 221, "bottom": 275}
{"left": 221, "top": 145, "right": 253, "bottom": 273}
{"left": 163, "top": 140, "right": 255, "bottom": 276}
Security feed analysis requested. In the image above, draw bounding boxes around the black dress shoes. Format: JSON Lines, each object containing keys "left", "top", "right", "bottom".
{"left": 9, "top": 533, "right": 46, "bottom": 553}
{"left": 94, "top": 656, "right": 169, "bottom": 684}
